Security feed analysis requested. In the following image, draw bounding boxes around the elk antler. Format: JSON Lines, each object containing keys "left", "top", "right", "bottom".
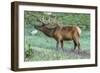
{"left": 32, "top": 13, "right": 60, "bottom": 28}
{"left": 36, "top": 16, "right": 48, "bottom": 25}
{"left": 48, "top": 15, "right": 60, "bottom": 27}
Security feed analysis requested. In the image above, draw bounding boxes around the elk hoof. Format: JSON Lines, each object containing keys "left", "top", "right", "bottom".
{"left": 74, "top": 49, "right": 81, "bottom": 54}
{"left": 55, "top": 48, "right": 59, "bottom": 51}
{"left": 71, "top": 49, "right": 75, "bottom": 52}
{"left": 61, "top": 48, "right": 64, "bottom": 52}
{"left": 77, "top": 50, "right": 81, "bottom": 54}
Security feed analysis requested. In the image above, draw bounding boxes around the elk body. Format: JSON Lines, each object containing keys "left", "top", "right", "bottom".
{"left": 34, "top": 15, "right": 81, "bottom": 50}
{"left": 34, "top": 19, "right": 81, "bottom": 51}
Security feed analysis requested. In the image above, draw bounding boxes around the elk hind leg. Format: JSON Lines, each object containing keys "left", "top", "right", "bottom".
{"left": 73, "top": 38, "right": 80, "bottom": 51}
{"left": 73, "top": 40, "right": 77, "bottom": 50}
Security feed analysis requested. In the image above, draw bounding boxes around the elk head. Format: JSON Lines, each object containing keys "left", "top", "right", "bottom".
{"left": 34, "top": 24, "right": 45, "bottom": 31}
{"left": 34, "top": 15, "right": 59, "bottom": 30}
{"left": 34, "top": 17, "right": 48, "bottom": 32}
{"left": 34, "top": 16, "right": 59, "bottom": 37}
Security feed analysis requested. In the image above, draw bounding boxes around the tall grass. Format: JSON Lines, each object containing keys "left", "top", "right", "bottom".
{"left": 24, "top": 11, "right": 90, "bottom": 61}
{"left": 24, "top": 27, "right": 90, "bottom": 61}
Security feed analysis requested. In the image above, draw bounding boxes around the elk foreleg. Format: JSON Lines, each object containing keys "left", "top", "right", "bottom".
{"left": 61, "top": 40, "right": 64, "bottom": 51}
{"left": 56, "top": 40, "right": 60, "bottom": 50}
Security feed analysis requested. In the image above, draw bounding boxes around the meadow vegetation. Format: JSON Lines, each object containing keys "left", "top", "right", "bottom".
{"left": 24, "top": 11, "right": 90, "bottom": 61}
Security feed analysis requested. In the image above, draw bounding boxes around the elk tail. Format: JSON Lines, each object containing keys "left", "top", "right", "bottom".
{"left": 76, "top": 26, "right": 81, "bottom": 36}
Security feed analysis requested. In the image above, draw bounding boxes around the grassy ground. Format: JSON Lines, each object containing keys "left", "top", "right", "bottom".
{"left": 24, "top": 27, "right": 90, "bottom": 62}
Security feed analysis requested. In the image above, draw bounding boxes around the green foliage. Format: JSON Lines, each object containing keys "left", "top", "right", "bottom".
{"left": 24, "top": 11, "right": 90, "bottom": 61}
{"left": 24, "top": 11, "right": 90, "bottom": 30}
{"left": 25, "top": 44, "right": 33, "bottom": 58}
{"left": 24, "top": 29, "right": 90, "bottom": 61}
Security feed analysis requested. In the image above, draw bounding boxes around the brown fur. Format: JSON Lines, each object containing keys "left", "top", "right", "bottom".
{"left": 34, "top": 24, "right": 81, "bottom": 51}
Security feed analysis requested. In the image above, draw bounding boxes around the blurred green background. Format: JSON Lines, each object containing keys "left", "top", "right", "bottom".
{"left": 24, "top": 11, "right": 90, "bottom": 62}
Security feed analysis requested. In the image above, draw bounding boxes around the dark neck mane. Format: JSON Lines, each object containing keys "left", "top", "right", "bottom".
{"left": 41, "top": 27, "right": 56, "bottom": 37}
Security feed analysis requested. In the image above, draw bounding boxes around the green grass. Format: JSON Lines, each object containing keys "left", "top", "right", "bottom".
{"left": 24, "top": 27, "right": 90, "bottom": 62}
{"left": 25, "top": 47, "right": 86, "bottom": 62}
{"left": 24, "top": 12, "right": 90, "bottom": 61}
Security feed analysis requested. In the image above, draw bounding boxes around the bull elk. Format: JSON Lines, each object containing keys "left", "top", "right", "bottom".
{"left": 34, "top": 17, "right": 81, "bottom": 51}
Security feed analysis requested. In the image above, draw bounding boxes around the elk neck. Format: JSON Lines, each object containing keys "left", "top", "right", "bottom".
{"left": 41, "top": 27, "right": 56, "bottom": 37}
